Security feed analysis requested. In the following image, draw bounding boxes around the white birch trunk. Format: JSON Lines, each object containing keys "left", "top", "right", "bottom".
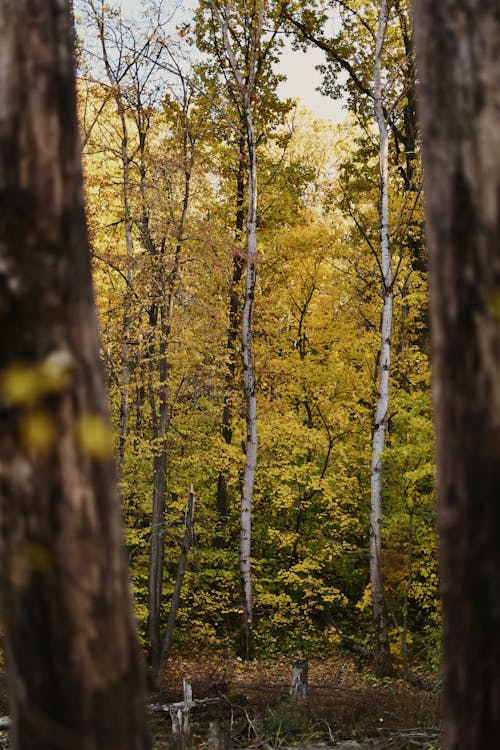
{"left": 215, "top": 0, "right": 263, "bottom": 658}
{"left": 240, "top": 106, "right": 258, "bottom": 657}
{"left": 370, "top": 0, "right": 393, "bottom": 677}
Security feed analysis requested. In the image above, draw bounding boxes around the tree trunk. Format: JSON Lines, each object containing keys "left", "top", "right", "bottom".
{"left": 216, "top": 131, "right": 246, "bottom": 542}
{"left": 149, "top": 97, "right": 193, "bottom": 680}
{"left": 213, "top": 0, "right": 263, "bottom": 660}
{"left": 0, "top": 2, "right": 150, "bottom": 748}
{"left": 158, "top": 487, "right": 196, "bottom": 676}
{"left": 149, "top": 413, "right": 168, "bottom": 673}
{"left": 169, "top": 681, "right": 193, "bottom": 750}
{"left": 369, "top": 0, "right": 393, "bottom": 678}
{"left": 289, "top": 660, "right": 309, "bottom": 700}
{"left": 148, "top": 299, "right": 173, "bottom": 676}
{"left": 411, "top": 1, "right": 500, "bottom": 746}
{"left": 239, "top": 106, "right": 258, "bottom": 660}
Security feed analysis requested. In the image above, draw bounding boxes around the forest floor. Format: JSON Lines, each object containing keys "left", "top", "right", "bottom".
{"left": 0, "top": 654, "right": 441, "bottom": 749}
{"left": 148, "top": 654, "right": 442, "bottom": 750}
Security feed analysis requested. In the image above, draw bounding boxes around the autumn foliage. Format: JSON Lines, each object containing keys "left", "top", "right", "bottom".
{"left": 77, "top": 0, "right": 438, "bottom": 678}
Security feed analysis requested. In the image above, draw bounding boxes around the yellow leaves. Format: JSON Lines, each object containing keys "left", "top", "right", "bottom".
{"left": 75, "top": 414, "right": 114, "bottom": 459}
{"left": 267, "top": 528, "right": 298, "bottom": 549}
{"left": 0, "top": 350, "right": 73, "bottom": 405}
{"left": 357, "top": 585, "right": 372, "bottom": 613}
{"left": 0, "top": 365, "right": 41, "bottom": 405}
{"left": 0, "top": 357, "right": 113, "bottom": 460}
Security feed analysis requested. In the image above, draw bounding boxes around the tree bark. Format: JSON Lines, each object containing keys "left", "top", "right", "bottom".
{"left": 0, "top": 2, "right": 150, "bottom": 748}
{"left": 239, "top": 104, "right": 258, "bottom": 660}
{"left": 158, "top": 487, "right": 196, "bottom": 676}
{"left": 289, "top": 659, "right": 308, "bottom": 699}
{"left": 148, "top": 270, "right": 176, "bottom": 677}
{"left": 216, "top": 131, "right": 246, "bottom": 541}
{"left": 411, "top": 1, "right": 500, "bottom": 746}
{"left": 369, "top": 0, "right": 393, "bottom": 678}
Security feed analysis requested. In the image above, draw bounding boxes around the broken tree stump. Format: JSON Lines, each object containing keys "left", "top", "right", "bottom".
{"left": 170, "top": 680, "right": 193, "bottom": 750}
{"left": 289, "top": 659, "right": 308, "bottom": 699}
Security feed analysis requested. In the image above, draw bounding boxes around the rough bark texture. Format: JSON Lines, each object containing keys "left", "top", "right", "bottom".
{"left": 411, "top": 1, "right": 500, "bottom": 747}
{"left": 369, "top": 0, "right": 393, "bottom": 678}
{"left": 0, "top": 1, "right": 150, "bottom": 748}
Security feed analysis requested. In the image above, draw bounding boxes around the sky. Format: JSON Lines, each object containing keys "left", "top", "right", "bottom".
{"left": 115, "top": 0, "right": 347, "bottom": 123}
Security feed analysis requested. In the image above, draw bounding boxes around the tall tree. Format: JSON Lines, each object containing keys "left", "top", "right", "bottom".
{"left": 369, "top": 0, "right": 394, "bottom": 678}
{"left": 146, "top": 80, "right": 196, "bottom": 679}
{"left": 208, "top": 0, "right": 262, "bottom": 659}
{"left": 287, "top": 0, "right": 426, "bottom": 675}
{"left": 411, "top": 1, "right": 500, "bottom": 746}
{"left": 0, "top": 1, "right": 150, "bottom": 748}
{"left": 195, "top": 0, "right": 289, "bottom": 658}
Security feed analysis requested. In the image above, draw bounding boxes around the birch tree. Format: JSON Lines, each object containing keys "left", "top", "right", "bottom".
{"left": 369, "top": 0, "right": 394, "bottom": 678}
{"left": 411, "top": 0, "right": 500, "bottom": 745}
{"left": 207, "top": 0, "right": 262, "bottom": 659}
{"left": 287, "top": 0, "right": 399, "bottom": 674}
{"left": 0, "top": 0, "right": 150, "bottom": 747}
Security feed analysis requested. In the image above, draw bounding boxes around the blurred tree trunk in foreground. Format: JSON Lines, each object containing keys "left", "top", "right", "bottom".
{"left": 0, "top": 1, "right": 150, "bottom": 748}
{"left": 412, "top": 1, "right": 500, "bottom": 747}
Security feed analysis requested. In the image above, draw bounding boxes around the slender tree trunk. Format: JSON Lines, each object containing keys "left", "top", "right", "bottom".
{"left": 159, "top": 486, "right": 196, "bottom": 675}
{"left": 239, "top": 107, "right": 258, "bottom": 659}
{"left": 369, "top": 0, "right": 393, "bottom": 678}
{"left": 148, "top": 347, "right": 168, "bottom": 674}
{"left": 0, "top": 2, "right": 150, "bottom": 747}
{"left": 148, "top": 270, "right": 175, "bottom": 678}
{"left": 134, "top": 98, "right": 169, "bottom": 677}
{"left": 214, "top": 0, "right": 263, "bottom": 660}
{"left": 216, "top": 132, "right": 246, "bottom": 539}
{"left": 412, "top": 2, "right": 500, "bottom": 746}
{"left": 114, "top": 114, "right": 135, "bottom": 478}
{"left": 149, "top": 99, "right": 193, "bottom": 680}
{"left": 97, "top": 18, "right": 171, "bottom": 673}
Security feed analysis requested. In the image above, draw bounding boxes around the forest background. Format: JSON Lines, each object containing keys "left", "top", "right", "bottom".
{"left": 75, "top": 0, "right": 437, "bottom": 683}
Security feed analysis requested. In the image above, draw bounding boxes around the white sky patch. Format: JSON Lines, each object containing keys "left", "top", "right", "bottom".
{"left": 276, "top": 41, "right": 346, "bottom": 123}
